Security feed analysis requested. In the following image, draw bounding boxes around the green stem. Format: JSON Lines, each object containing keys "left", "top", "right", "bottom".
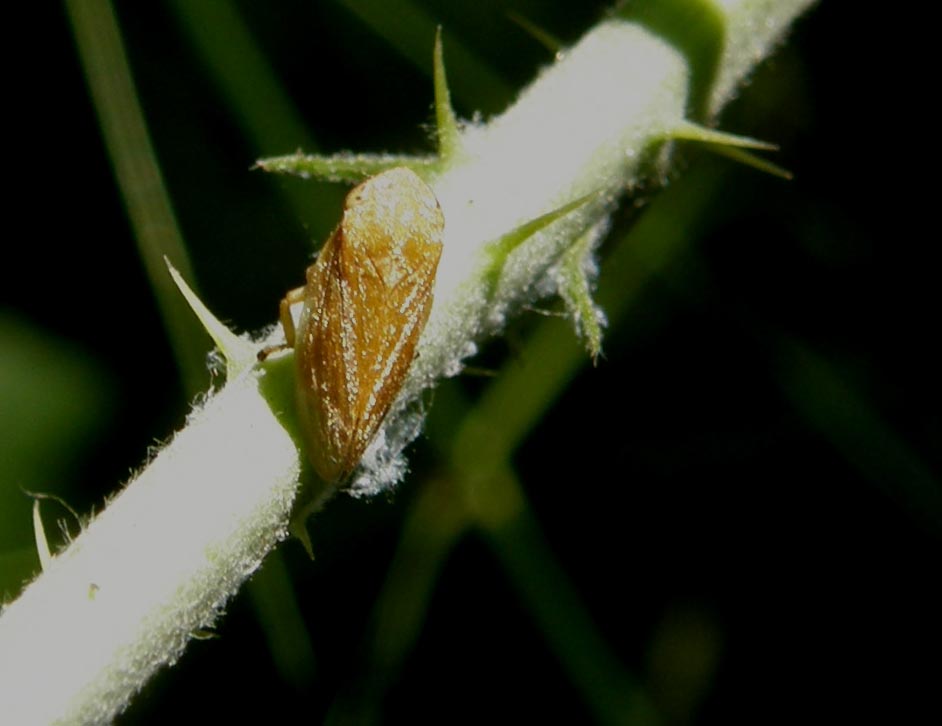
{"left": 65, "top": 0, "right": 206, "bottom": 396}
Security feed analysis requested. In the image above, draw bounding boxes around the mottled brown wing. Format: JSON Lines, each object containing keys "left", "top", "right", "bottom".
{"left": 293, "top": 168, "right": 444, "bottom": 484}
{"left": 293, "top": 230, "right": 351, "bottom": 484}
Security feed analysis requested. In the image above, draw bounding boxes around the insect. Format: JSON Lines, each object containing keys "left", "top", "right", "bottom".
{"left": 271, "top": 167, "right": 444, "bottom": 485}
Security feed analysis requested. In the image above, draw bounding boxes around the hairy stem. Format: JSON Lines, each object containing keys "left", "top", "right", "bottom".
{"left": 0, "top": 2, "right": 814, "bottom": 722}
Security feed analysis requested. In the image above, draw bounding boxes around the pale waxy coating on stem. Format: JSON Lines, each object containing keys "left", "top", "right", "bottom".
{"left": 279, "top": 167, "right": 444, "bottom": 484}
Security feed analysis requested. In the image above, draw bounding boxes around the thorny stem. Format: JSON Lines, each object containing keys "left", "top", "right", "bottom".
{"left": 0, "top": 2, "right": 815, "bottom": 723}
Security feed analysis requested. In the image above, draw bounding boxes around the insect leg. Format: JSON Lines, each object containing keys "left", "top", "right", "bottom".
{"left": 257, "top": 285, "right": 307, "bottom": 361}
{"left": 279, "top": 285, "right": 306, "bottom": 348}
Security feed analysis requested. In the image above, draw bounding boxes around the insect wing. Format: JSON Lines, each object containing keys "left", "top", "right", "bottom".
{"left": 295, "top": 168, "right": 444, "bottom": 483}
{"left": 293, "top": 231, "right": 348, "bottom": 482}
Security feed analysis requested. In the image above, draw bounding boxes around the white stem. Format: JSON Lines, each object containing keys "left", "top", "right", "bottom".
{"left": 0, "top": 2, "right": 814, "bottom": 722}
{"left": 1, "top": 371, "right": 299, "bottom": 724}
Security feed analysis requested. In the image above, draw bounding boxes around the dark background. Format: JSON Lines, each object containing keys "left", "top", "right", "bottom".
{"left": 2, "top": 1, "right": 938, "bottom": 724}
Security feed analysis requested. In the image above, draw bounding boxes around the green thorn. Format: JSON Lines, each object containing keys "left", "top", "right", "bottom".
{"left": 670, "top": 120, "right": 792, "bottom": 179}
{"left": 708, "top": 144, "right": 794, "bottom": 180}
{"left": 255, "top": 32, "right": 458, "bottom": 182}
{"left": 255, "top": 152, "right": 439, "bottom": 183}
{"left": 670, "top": 120, "right": 778, "bottom": 151}
{"left": 433, "top": 27, "right": 461, "bottom": 161}
{"left": 483, "top": 190, "right": 603, "bottom": 295}
{"left": 165, "top": 258, "right": 256, "bottom": 376}
{"left": 289, "top": 514, "right": 315, "bottom": 561}
{"left": 559, "top": 228, "right": 604, "bottom": 362}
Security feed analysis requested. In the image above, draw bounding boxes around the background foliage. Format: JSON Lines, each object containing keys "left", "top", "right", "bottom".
{"left": 2, "top": 1, "right": 938, "bottom": 723}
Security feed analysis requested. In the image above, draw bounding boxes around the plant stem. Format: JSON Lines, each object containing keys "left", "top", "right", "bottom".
{"left": 0, "top": 2, "right": 815, "bottom": 721}
{"left": 0, "top": 369, "right": 301, "bottom": 724}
